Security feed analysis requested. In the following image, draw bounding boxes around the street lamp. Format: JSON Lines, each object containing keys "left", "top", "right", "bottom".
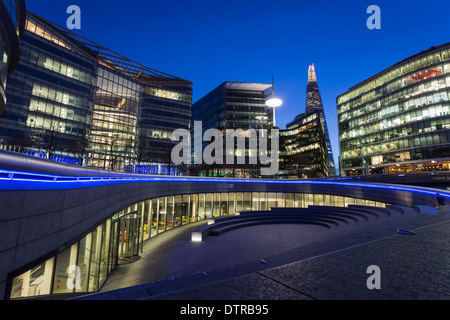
{"left": 265, "top": 75, "right": 283, "bottom": 127}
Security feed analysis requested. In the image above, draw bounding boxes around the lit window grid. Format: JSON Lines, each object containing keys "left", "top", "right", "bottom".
{"left": 1, "top": 43, "right": 94, "bottom": 152}
{"left": 1, "top": 13, "right": 193, "bottom": 171}
{"left": 338, "top": 78, "right": 450, "bottom": 127}
{"left": 20, "top": 43, "right": 94, "bottom": 86}
{"left": 340, "top": 102, "right": 450, "bottom": 148}
{"left": 30, "top": 83, "right": 92, "bottom": 109}
{"left": 337, "top": 49, "right": 450, "bottom": 107}
{"left": 25, "top": 82, "right": 93, "bottom": 137}
{"left": 280, "top": 113, "right": 329, "bottom": 178}
{"left": 23, "top": 82, "right": 93, "bottom": 138}
{"left": 338, "top": 47, "right": 450, "bottom": 171}
{"left": 339, "top": 64, "right": 450, "bottom": 116}
{"left": 340, "top": 116, "right": 450, "bottom": 153}
{"left": 143, "top": 87, "right": 191, "bottom": 103}
{"left": 25, "top": 19, "right": 71, "bottom": 50}
{"left": 88, "top": 67, "right": 141, "bottom": 167}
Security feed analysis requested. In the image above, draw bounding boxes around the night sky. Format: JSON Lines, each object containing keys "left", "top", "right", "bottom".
{"left": 25, "top": 0, "right": 450, "bottom": 171}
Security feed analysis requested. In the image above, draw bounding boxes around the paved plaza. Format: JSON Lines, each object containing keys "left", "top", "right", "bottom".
{"left": 76, "top": 205, "right": 450, "bottom": 300}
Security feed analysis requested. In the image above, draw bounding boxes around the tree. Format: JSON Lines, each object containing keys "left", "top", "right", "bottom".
{"left": 66, "top": 133, "right": 90, "bottom": 166}
{"left": 107, "top": 137, "right": 120, "bottom": 171}
{"left": 46, "top": 121, "right": 64, "bottom": 161}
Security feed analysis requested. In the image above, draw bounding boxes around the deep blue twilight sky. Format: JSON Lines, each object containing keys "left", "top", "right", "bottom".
{"left": 26, "top": 0, "right": 450, "bottom": 171}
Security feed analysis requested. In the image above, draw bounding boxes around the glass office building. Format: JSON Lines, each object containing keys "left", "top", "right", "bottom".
{"left": 190, "top": 81, "right": 274, "bottom": 178}
{"left": 1, "top": 12, "right": 98, "bottom": 163}
{"left": 9, "top": 190, "right": 387, "bottom": 299}
{"left": 279, "top": 110, "right": 329, "bottom": 179}
{"left": 305, "top": 64, "right": 336, "bottom": 176}
{"left": 0, "top": 0, "right": 26, "bottom": 115}
{"left": 138, "top": 79, "right": 192, "bottom": 175}
{"left": 337, "top": 43, "right": 450, "bottom": 176}
{"left": 0, "top": 11, "right": 192, "bottom": 171}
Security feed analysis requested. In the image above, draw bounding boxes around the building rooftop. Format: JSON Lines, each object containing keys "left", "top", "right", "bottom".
{"left": 27, "top": 11, "right": 191, "bottom": 83}
{"left": 340, "top": 42, "right": 450, "bottom": 96}
{"left": 225, "top": 81, "right": 272, "bottom": 92}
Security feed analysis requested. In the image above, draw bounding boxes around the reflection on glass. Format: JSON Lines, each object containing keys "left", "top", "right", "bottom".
{"left": 190, "top": 194, "right": 197, "bottom": 222}
{"left": 205, "top": 194, "right": 212, "bottom": 218}
{"left": 267, "top": 193, "right": 276, "bottom": 209}
{"left": 286, "top": 193, "right": 294, "bottom": 208}
{"left": 214, "top": 194, "right": 221, "bottom": 217}
{"left": 220, "top": 193, "right": 228, "bottom": 215}
{"left": 88, "top": 225, "right": 102, "bottom": 292}
{"left": 252, "top": 193, "right": 259, "bottom": 211}
{"left": 150, "top": 199, "right": 158, "bottom": 237}
{"left": 243, "top": 192, "right": 251, "bottom": 211}
{"left": 198, "top": 194, "right": 205, "bottom": 220}
{"left": 236, "top": 193, "right": 243, "bottom": 212}
{"left": 166, "top": 196, "right": 174, "bottom": 230}
{"left": 228, "top": 193, "right": 235, "bottom": 215}
{"left": 99, "top": 220, "right": 111, "bottom": 287}
{"left": 158, "top": 197, "right": 166, "bottom": 232}
{"left": 76, "top": 234, "right": 91, "bottom": 293}
{"left": 143, "top": 200, "right": 150, "bottom": 241}
{"left": 52, "top": 243, "right": 78, "bottom": 294}
{"left": 11, "top": 258, "right": 54, "bottom": 298}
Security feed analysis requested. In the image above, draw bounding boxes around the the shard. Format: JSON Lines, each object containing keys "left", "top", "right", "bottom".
{"left": 306, "top": 64, "right": 337, "bottom": 176}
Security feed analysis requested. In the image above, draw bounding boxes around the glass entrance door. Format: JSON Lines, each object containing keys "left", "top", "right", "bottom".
{"left": 118, "top": 213, "right": 140, "bottom": 263}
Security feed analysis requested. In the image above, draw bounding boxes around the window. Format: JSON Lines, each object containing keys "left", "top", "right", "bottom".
{"left": 52, "top": 243, "right": 78, "bottom": 294}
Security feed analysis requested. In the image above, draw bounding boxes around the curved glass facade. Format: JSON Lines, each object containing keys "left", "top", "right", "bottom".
{"left": 0, "top": 14, "right": 96, "bottom": 163}
{"left": 3, "top": 0, "right": 17, "bottom": 24}
{"left": 8, "top": 191, "right": 387, "bottom": 299}
{"left": 337, "top": 43, "right": 450, "bottom": 176}
{"left": 0, "top": 0, "right": 25, "bottom": 115}
{"left": 0, "top": 11, "right": 192, "bottom": 171}
{"left": 88, "top": 66, "right": 140, "bottom": 170}
{"left": 0, "top": 29, "right": 8, "bottom": 108}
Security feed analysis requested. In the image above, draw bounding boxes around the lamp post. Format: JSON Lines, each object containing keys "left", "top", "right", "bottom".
{"left": 264, "top": 75, "right": 282, "bottom": 180}
{"left": 265, "top": 75, "right": 282, "bottom": 127}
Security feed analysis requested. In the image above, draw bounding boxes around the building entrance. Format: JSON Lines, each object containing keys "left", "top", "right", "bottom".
{"left": 117, "top": 212, "right": 141, "bottom": 263}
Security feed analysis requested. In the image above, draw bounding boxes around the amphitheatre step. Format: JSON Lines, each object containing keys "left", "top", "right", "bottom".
{"left": 213, "top": 211, "right": 354, "bottom": 224}
{"left": 209, "top": 218, "right": 334, "bottom": 236}
{"left": 191, "top": 205, "right": 393, "bottom": 242}
{"left": 264, "top": 207, "right": 371, "bottom": 221}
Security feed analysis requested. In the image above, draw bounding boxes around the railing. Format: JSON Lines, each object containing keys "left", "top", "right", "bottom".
{"left": 1, "top": 149, "right": 449, "bottom": 203}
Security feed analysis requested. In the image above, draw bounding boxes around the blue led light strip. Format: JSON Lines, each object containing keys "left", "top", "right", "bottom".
{"left": 0, "top": 168, "right": 449, "bottom": 199}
